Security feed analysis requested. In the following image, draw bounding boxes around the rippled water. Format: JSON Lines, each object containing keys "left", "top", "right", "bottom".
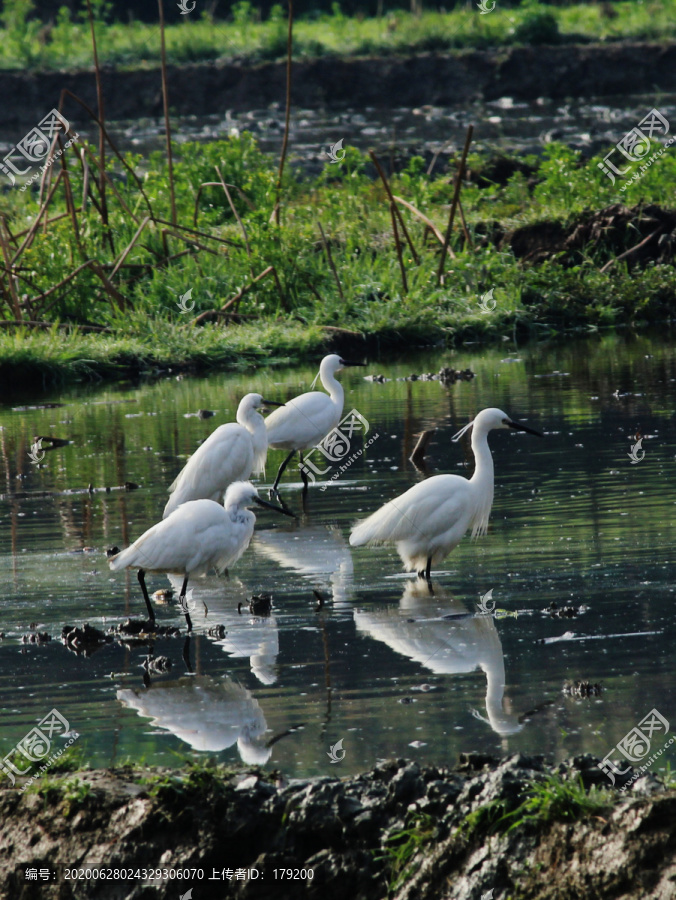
{"left": 1, "top": 332, "right": 675, "bottom": 779}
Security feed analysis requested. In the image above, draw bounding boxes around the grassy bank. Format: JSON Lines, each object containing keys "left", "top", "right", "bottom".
{"left": 3, "top": 0, "right": 676, "bottom": 70}
{"left": 1, "top": 129, "right": 676, "bottom": 392}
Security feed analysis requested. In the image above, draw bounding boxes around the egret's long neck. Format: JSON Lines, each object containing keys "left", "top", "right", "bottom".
{"left": 320, "top": 365, "right": 344, "bottom": 406}
{"left": 243, "top": 410, "right": 268, "bottom": 474}
{"left": 467, "top": 423, "right": 495, "bottom": 537}
{"left": 469, "top": 425, "right": 494, "bottom": 486}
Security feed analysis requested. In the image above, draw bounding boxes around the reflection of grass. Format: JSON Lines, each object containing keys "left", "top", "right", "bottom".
{"left": 3, "top": 1, "right": 676, "bottom": 70}
{"left": 2, "top": 130, "right": 676, "bottom": 388}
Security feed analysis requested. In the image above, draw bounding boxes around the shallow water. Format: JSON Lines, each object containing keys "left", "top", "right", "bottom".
{"left": 1, "top": 332, "right": 675, "bottom": 780}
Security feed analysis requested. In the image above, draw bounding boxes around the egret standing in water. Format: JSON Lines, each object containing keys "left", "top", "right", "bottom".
{"left": 265, "top": 354, "right": 364, "bottom": 493}
{"left": 349, "top": 408, "right": 542, "bottom": 580}
{"left": 164, "top": 393, "right": 283, "bottom": 518}
{"left": 110, "top": 482, "right": 294, "bottom": 630}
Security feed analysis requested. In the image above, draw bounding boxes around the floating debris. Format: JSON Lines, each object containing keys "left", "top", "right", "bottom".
{"left": 396, "top": 367, "right": 475, "bottom": 383}
{"left": 198, "top": 409, "right": 215, "bottom": 419}
{"left": 207, "top": 624, "right": 227, "bottom": 640}
{"left": 409, "top": 740, "right": 427, "bottom": 748}
{"left": 563, "top": 680, "right": 603, "bottom": 698}
{"left": 21, "top": 632, "right": 51, "bottom": 644}
{"left": 547, "top": 602, "right": 584, "bottom": 618}
{"left": 143, "top": 655, "right": 172, "bottom": 675}
{"left": 239, "top": 594, "right": 273, "bottom": 617}
{"left": 109, "top": 619, "right": 182, "bottom": 640}
{"left": 152, "top": 589, "right": 174, "bottom": 604}
{"left": 62, "top": 623, "right": 113, "bottom": 655}
{"left": 364, "top": 374, "right": 389, "bottom": 383}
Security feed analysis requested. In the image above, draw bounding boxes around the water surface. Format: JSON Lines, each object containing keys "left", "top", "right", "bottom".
{"left": 1, "top": 332, "right": 675, "bottom": 779}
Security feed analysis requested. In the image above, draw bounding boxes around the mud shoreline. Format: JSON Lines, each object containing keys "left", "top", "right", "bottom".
{"left": 2, "top": 752, "right": 674, "bottom": 899}
{"left": 2, "top": 41, "right": 676, "bottom": 130}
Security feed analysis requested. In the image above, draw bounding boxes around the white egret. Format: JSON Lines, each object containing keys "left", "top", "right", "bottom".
{"left": 109, "top": 482, "right": 294, "bottom": 630}
{"left": 265, "top": 354, "right": 364, "bottom": 492}
{"left": 349, "top": 408, "right": 542, "bottom": 580}
{"left": 163, "top": 393, "right": 283, "bottom": 518}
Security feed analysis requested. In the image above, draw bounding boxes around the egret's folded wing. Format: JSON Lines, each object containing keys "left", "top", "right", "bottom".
{"left": 350, "top": 476, "right": 469, "bottom": 546}
{"left": 164, "top": 426, "right": 253, "bottom": 517}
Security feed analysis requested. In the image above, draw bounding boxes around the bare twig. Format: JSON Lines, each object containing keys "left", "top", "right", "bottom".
{"left": 85, "top": 0, "right": 108, "bottom": 228}
{"left": 393, "top": 195, "right": 450, "bottom": 252}
{"left": 272, "top": 0, "right": 293, "bottom": 225}
{"left": 193, "top": 181, "right": 255, "bottom": 227}
{"left": 390, "top": 203, "right": 408, "bottom": 294}
{"left": 158, "top": 0, "right": 176, "bottom": 225}
{"left": 192, "top": 266, "right": 278, "bottom": 325}
{"left": 409, "top": 429, "right": 436, "bottom": 467}
{"left": 215, "top": 166, "right": 252, "bottom": 270}
{"left": 317, "top": 221, "right": 344, "bottom": 302}
{"left": 437, "top": 124, "right": 473, "bottom": 284}
{"left": 599, "top": 227, "right": 664, "bottom": 273}
{"left": 0, "top": 219, "right": 21, "bottom": 319}
{"left": 369, "top": 150, "right": 420, "bottom": 264}
{"left": 109, "top": 217, "right": 151, "bottom": 279}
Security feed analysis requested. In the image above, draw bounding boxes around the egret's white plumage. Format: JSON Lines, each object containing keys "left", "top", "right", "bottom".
{"left": 264, "top": 354, "right": 363, "bottom": 490}
{"left": 110, "top": 481, "right": 292, "bottom": 628}
{"left": 349, "top": 408, "right": 541, "bottom": 578}
{"left": 163, "top": 393, "right": 278, "bottom": 519}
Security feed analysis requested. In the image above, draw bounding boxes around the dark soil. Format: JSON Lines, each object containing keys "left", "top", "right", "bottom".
{"left": 2, "top": 753, "right": 675, "bottom": 899}
{"left": 2, "top": 42, "right": 676, "bottom": 129}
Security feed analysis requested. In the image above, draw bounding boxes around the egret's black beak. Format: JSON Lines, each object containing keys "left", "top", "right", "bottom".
{"left": 507, "top": 419, "right": 543, "bottom": 437}
{"left": 254, "top": 496, "right": 297, "bottom": 517}
{"left": 339, "top": 359, "right": 367, "bottom": 367}
{"left": 261, "top": 399, "right": 285, "bottom": 407}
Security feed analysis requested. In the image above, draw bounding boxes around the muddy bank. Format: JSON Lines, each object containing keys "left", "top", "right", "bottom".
{"left": 2, "top": 752, "right": 675, "bottom": 899}
{"left": 2, "top": 42, "right": 676, "bottom": 129}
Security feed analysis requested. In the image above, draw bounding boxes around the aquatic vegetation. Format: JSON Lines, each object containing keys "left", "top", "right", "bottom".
{"left": 1, "top": 127, "right": 675, "bottom": 388}
{"left": 2, "top": 1, "right": 676, "bottom": 69}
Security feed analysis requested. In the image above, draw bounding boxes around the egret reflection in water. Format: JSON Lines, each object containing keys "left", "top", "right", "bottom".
{"left": 166, "top": 574, "right": 279, "bottom": 684}
{"left": 353, "top": 580, "right": 524, "bottom": 736}
{"left": 117, "top": 676, "right": 271, "bottom": 763}
{"left": 254, "top": 524, "right": 354, "bottom": 606}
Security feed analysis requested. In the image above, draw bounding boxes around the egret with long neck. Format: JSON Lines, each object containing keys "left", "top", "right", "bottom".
{"left": 265, "top": 354, "right": 364, "bottom": 493}
{"left": 164, "top": 393, "right": 283, "bottom": 519}
{"left": 349, "top": 408, "right": 542, "bottom": 580}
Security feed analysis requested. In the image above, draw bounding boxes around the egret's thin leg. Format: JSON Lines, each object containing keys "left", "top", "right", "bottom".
{"left": 298, "top": 451, "right": 309, "bottom": 491}
{"left": 425, "top": 557, "right": 432, "bottom": 582}
{"left": 138, "top": 569, "right": 155, "bottom": 622}
{"left": 182, "top": 636, "right": 193, "bottom": 673}
{"left": 271, "top": 449, "right": 296, "bottom": 494}
{"left": 179, "top": 574, "right": 193, "bottom": 632}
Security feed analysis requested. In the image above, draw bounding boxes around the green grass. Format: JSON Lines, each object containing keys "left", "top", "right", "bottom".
{"left": 376, "top": 811, "right": 438, "bottom": 894}
{"left": 2, "top": 130, "right": 676, "bottom": 389}
{"left": 460, "top": 774, "right": 614, "bottom": 841}
{"left": 2, "top": 0, "right": 676, "bottom": 70}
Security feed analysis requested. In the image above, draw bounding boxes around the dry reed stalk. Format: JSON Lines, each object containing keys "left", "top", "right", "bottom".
{"left": 85, "top": 0, "right": 108, "bottom": 228}
{"left": 215, "top": 166, "right": 252, "bottom": 270}
{"left": 369, "top": 150, "right": 419, "bottom": 264}
{"left": 193, "top": 182, "right": 255, "bottom": 227}
{"left": 157, "top": 0, "right": 177, "bottom": 225}
{"left": 436, "top": 124, "right": 473, "bottom": 285}
{"left": 318, "top": 221, "right": 344, "bottom": 302}
{"left": 272, "top": 0, "right": 294, "bottom": 225}
{"left": 0, "top": 218, "right": 22, "bottom": 319}
{"left": 389, "top": 203, "right": 408, "bottom": 294}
